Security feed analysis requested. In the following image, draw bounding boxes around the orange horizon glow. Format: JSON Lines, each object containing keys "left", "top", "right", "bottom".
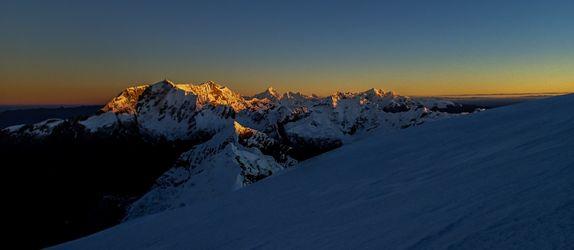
{"left": 3, "top": 1, "right": 574, "bottom": 106}
{"left": 1, "top": 77, "right": 572, "bottom": 105}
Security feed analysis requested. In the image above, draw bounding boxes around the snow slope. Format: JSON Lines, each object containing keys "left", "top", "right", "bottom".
{"left": 124, "top": 124, "right": 288, "bottom": 220}
{"left": 56, "top": 94, "right": 574, "bottom": 249}
{"left": 4, "top": 80, "right": 472, "bottom": 222}
{"left": 55, "top": 94, "right": 574, "bottom": 249}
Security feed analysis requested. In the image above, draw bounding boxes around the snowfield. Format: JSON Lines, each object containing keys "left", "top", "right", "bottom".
{"left": 54, "top": 94, "right": 574, "bottom": 249}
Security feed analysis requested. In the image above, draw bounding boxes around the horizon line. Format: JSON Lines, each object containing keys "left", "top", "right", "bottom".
{"left": 1, "top": 92, "right": 572, "bottom": 107}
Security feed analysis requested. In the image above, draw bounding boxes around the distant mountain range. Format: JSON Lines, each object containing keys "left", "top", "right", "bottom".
{"left": 55, "top": 92, "right": 574, "bottom": 250}
{"left": 0, "top": 105, "right": 100, "bottom": 128}
{"left": 2, "top": 80, "right": 483, "bottom": 248}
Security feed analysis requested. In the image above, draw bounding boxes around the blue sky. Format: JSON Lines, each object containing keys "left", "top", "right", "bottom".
{"left": 1, "top": 0, "right": 573, "bottom": 104}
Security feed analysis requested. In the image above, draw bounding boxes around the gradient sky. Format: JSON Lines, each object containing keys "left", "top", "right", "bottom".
{"left": 1, "top": 0, "right": 573, "bottom": 104}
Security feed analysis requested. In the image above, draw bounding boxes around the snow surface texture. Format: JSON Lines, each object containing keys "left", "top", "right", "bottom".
{"left": 54, "top": 94, "right": 574, "bottom": 249}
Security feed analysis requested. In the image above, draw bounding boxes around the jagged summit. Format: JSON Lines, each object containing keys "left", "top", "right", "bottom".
{"left": 267, "top": 86, "right": 277, "bottom": 93}
{"left": 194, "top": 80, "right": 222, "bottom": 88}
{"left": 100, "top": 85, "right": 148, "bottom": 114}
{"left": 7, "top": 80, "right": 467, "bottom": 141}
{"left": 363, "top": 88, "right": 387, "bottom": 97}
{"left": 150, "top": 79, "right": 176, "bottom": 89}
{"left": 161, "top": 78, "right": 174, "bottom": 85}
{"left": 251, "top": 86, "right": 401, "bottom": 105}
{"left": 176, "top": 81, "right": 247, "bottom": 111}
{"left": 5, "top": 80, "right": 468, "bottom": 141}
{"left": 252, "top": 86, "right": 282, "bottom": 101}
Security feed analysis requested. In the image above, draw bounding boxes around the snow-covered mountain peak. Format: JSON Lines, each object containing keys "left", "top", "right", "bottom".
{"left": 252, "top": 86, "right": 282, "bottom": 102}
{"left": 6, "top": 80, "right": 474, "bottom": 144}
{"left": 70, "top": 80, "right": 473, "bottom": 143}
{"left": 329, "top": 88, "right": 392, "bottom": 108}
{"left": 99, "top": 80, "right": 247, "bottom": 116}
{"left": 100, "top": 85, "right": 149, "bottom": 114}
{"left": 266, "top": 86, "right": 277, "bottom": 93}
{"left": 4, "top": 79, "right": 487, "bottom": 226}
{"left": 98, "top": 80, "right": 179, "bottom": 117}
{"left": 173, "top": 81, "right": 247, "bottom": 111}
{"left": 162, "top": 78, "right": 175, "bottom": 85}
{"left": 191, "top": 80, "right": 224, "bottom": 90}
{"left": 282, "top": 91, "right": 308, "bottom": 99}
{"left": 363, "top": 88, "right": 390, "bottom": 98}
{"left": 2, "top": 79, "right": 486, "bottom": 226}
{"left": 279, "top": 92, "right": 318, "bottom": 107}
{"left": 149, "top": 79, "right": 176, "bottom": 91}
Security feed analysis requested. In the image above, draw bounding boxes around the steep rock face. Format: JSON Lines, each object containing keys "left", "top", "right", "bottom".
{"left": 100, "top": 85, "right": 149, "bottom": 114}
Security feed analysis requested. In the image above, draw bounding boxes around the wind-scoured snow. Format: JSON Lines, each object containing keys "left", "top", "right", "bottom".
{"left": 55, "top": 94, "right": 574, "bottom": 249}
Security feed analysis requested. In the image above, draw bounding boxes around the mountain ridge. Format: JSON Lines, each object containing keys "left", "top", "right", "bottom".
{"left": 53, "top": 93, "right": 574, "bottom": 249}
{"left": 3, "top": 80, "right": 479, "bottom": 223}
